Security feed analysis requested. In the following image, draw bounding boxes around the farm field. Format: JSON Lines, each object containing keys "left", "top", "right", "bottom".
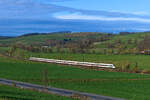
{"left": 0, "top": 32, "right": 149, "bottom": 48}
{"left": 24, "top": 52, "right": 150, "bottom": 70}
{"left": 0, "top": 55, "right": 150, "bottom": 100}
{"left": 94, "top": 32, "right": 149, "bottom": 48}
{"left": 2, "top": 1, "right": 150, "bottom": 100}
{"left": 1, "top": 46, "right": 150, "bottom": 70}
{"left": 0, "top": 84, "right": 76, "bottom": 100}
{"left": 0, "top": 32, "right": 102, "bottom": 45}
{"left": 1, "top": 32, "right": 150, "bottom": 100}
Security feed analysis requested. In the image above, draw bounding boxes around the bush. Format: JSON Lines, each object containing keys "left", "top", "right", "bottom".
{"left": 141, "top": 70, "right": 150, "bottom": 74}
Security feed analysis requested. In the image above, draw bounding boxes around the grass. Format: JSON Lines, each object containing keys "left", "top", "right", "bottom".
{"left": 0, "top": 84, "right": 77, "bottom": 100}
{"left": 94, "top": 32, "right": 150, "bottom": 49}
{"left": 3, "top": 46, "right": 150, "bottom": 70}
{"left": 23, "top": 51, "right": 150, "bottom": 70}
{"left": 0, "top": 32, "right": 150, "bottom": 51}
{"left": 0, "top": 32, "right": 102, "bottom": 45}
{"left": 1, "top": 55, "right": 150, "bottom": 100}
{"left": 1, "top": 30, "right": 150, "bottom": 100}
{"left": 0, "top": 47, "right": 9, "bottom": 53}
{"left": 3, "top": 45, "right": 150, "bottom": 70}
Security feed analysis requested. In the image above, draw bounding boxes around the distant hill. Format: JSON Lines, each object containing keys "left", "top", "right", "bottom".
{"left": 0, "top": 32, "right": 102, "bottom": 45}
{"left": 19, "top": 31, "right": 72, "bottom": 37}
{"left": 0, "top": 36, "right": 14, "bottom": 39}
{"left": 0, "top": 32, "right": 150, "bottom": 51}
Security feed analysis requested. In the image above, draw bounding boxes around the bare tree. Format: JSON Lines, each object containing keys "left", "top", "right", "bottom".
{"left": 42, "top": 68, "right": 49, "bottom": 90}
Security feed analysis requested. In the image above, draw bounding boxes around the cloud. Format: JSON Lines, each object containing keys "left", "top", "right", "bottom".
{"left": 55, "top": 12, "right": 150, "bottom": 23}
{"left": 41, "top": 0, "right": 72, "bottom": 2}
{"left": 0, "top": 0, "right": 71, "bottom": 4}
{"left": 1, "top": 0, "right": 149, "bottom": 19}
{"left": 110, "top": 10, "right": 150, "bottom": 16}
{"left": 1, "top": 0, "right": 150, "bottom": 35}
{"left": 132, "top": 11, "right": 150, "bottom": 15}
{"left": 1, "top": 18, "right": 150, "bottom": 36}
{"left": 0, "top": 0, "right": 77, "bottom": 19}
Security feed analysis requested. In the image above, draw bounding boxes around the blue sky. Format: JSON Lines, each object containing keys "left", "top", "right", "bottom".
{"left": 46, "top": 0, "right": 150, "bottom": 15}
{"left": 1, "top": 0, "right": 150, "bottom": 36}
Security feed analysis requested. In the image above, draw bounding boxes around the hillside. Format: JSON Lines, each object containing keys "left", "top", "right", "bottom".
{"left": 94, "top": 32, "right": 150, "bottom": 49}
{"left": 1, "top": 55, "right": 150, "bottom": 100}
{"left": 1, "top": 32, "right": 150, "bottom": 100}
{"left": 0, "top": 32, "right": 147, "bottom": 45}
{"left": 0, "top": 32, "right": 150, "bottom": 53}
{"left": 0, "top": 32, "right": 103, "bottom": 45}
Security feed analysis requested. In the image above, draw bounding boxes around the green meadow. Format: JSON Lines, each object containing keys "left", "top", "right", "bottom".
{"left": 2, "top": 46, "right": 150, "bottom": 70}
{"left": 0, "top": 55, "right": 150, "bottom": 100}
{"left": 24, "top": 51, "right": 150, "bottom": 70}
{"left": 0, "top": 84, "right": 77, "bottom": 100}
{"left": 1, "top": 32, "right": 150, "bottom": 100}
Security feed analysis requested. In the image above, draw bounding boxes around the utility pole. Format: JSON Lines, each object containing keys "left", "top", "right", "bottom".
{"left": 42, "top": 68, "right": 49, "bottom": 90}
{"left": 83, "top": 55, "right": 85, "bottom": 62}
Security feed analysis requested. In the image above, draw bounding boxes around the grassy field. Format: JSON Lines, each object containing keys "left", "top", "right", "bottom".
{"left": 1, "top": 32, "right": 150, "bottom": 100}
{"left": 0, "top": 32, "right": 150, "bottom": 48}
{"left": 0, "top": 84, "right": 77, "bottom": 100}
{"left": 0, "top": 32, "right": 102, "bottom": 45}
{"left": 2, "top": 46, "right": 150, "bottom": 70}
{"left": 94, "top": 32, "right": 150, "bottom": 49}
{"left": 0, "top": 55, "right": 150, "bottom": 100}
{"left": 22, "top": 51, "right": 150, "bottom": 70}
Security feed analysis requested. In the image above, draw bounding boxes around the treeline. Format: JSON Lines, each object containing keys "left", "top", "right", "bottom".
{"left": 119, "top": 32, "right": 136, "bottom": 35}
{"left": 106, "top": 34, "right": 150, "bottom": 54}
{"left": 0, "top": 36, "right": 14, "bottom": 39}
{"left": 43, "top": 34, "right": 113, "bottom": 53}
{"left": 138, "top": 35, "right": 150, "bottom": 50}
{"left": 20, "top": 31, "right": 72, "bottom": 37}
{"left": 6, "top": 34, "right": 113, "bottom": 55}
{"left": 6, "top": 33, "right": 146, "bottom": 55}
{"left": 4, "top": 32, "right": 150, "bottom": 56}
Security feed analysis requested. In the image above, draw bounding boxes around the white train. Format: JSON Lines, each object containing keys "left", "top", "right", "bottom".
{"left": 29, "top": 57, "right": 115, "bottom": 69}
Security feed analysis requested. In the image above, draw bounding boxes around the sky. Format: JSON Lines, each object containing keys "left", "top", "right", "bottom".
{"left": 51, "top": 0, "right": 150, "bottom": 15}
{"left": 1, "top": 0, "right": 150, "bottom": 36}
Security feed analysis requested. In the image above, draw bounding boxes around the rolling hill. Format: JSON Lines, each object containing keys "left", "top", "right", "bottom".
{"left": 0, "top": 32, "right": 150, "bottom": 49}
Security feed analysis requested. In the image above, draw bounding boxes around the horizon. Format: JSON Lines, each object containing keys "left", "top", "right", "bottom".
{"left": 1, "top": 0, "right": 150, "bottom": 36}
